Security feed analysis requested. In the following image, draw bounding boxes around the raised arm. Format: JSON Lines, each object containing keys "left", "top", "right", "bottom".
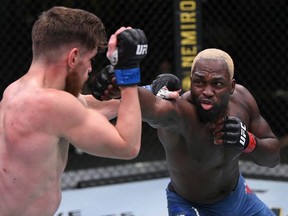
{"left": 217, "top": 85, "right": 280, "bottom": 167}
{"left": 138, "top": 86, "right": 183, "bottom": 129}
{"left": 47, "top": 88, "right": 140, "bottom": 159}
{"left": 89, "top": 66, "right": 183, "bottom": 129}
{"left": 79, "top": 94, "right": 120, "bottom": 120}
{"left": 61, "top": 27, "right": 147, "bottom": 159}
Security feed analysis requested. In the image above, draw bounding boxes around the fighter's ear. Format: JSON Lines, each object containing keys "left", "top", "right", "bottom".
{"left": 67, "top": 48, "right": 79, "bottom": 69}
{"left": 230, "top": 79, "right": 236, "bottom": 95}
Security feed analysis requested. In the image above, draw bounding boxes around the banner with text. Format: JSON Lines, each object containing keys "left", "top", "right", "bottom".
{"left": 173, "top": 0, "right": 202, "bottom": 91}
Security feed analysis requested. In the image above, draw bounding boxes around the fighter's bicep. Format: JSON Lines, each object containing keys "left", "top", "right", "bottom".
{"left": 44, "top": 93, "right": 119, "bottom": 151}
{"left": 63, "top": 107, "right": 124, "bottom": 155}
{"left": 247, "top": 95, "right": 275, "bottom": 139}
{"left": 143, "top": 98, "right": 181, "bottom": 128}
{"left": 249, "top": 115, "right": 275, "bottom": 139}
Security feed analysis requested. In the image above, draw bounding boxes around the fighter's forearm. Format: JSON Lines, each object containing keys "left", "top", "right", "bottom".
{"left": 247, "top": 137, "right": 280, "bottom": 167}
{"left": 138, "top": 87, "right": 159, "bottom": 119}
{"left": 138, "top": 87, "right": 179, "bottom": 129}
{"left": 81, "top": 94, "right": 120, "bottom": 120}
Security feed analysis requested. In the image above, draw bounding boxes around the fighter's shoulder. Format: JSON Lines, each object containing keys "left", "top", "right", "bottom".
{"left": 233, "top": 84, "right": 254, "bottom": 98}
{"left": 232, "top": 84, "right": 257, "bottom": 108}
{"left": 179, "top": 91, "right": 196, "bottom": 107}
{"left": 38, "top": 89, "right": 84, "bottom": 113}
{"left": 29, "top": 89, "right": 87, "bottom": 130}
{"left": 18, "top": 89, "right": 83, "bottom": 118}
{"left": 173, "top": 91, "right": 198, "bottom": 116}
{"left": 25, "top": 88, "right": 72, "bottom": 105}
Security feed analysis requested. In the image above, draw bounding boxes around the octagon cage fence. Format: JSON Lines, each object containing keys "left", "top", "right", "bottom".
{"left": 1, "top": 0, "right": 288, "bottom": 189}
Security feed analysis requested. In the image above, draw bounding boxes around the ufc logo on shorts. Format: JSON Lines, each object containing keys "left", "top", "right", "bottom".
{"left": 240, "top": 122, "right": 247, "bottom": 146}
{"left": 136, "top": 44, "right": 148, "bottom": 55}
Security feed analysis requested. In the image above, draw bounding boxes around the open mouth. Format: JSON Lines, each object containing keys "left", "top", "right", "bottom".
{"left": 200, "top": 99, "right": 214, "bottom": 110}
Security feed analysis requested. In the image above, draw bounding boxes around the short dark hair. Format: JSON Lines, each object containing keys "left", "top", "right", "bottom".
{"left": 32, "top": 6, "right": 107, "bottom": 57}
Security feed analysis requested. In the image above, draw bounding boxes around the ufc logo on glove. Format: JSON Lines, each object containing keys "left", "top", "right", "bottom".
{"left": 136, "top": 44, "right": 148, "bottom": 55}
{"left": 240, "top": 122, "right": 247, "bottom": 146}
{"left": 107, "top": 28, "right": 148, "bottom": 86}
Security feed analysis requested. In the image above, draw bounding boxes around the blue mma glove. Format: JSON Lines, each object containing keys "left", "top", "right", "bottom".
{"left": 107, "top": 29, "right": 148, "bottom": 85}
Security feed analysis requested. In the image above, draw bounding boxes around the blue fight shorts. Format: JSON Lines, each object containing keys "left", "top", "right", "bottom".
{"left": 166, "top": 174, "right": 276, "bottom": 216}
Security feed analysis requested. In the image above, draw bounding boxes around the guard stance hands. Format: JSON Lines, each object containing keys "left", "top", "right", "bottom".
{"left": 89, "top": 27, "right": 148, "bottom": 100}
{"left": 107, "top": 27, "right": 148, "bottom": 86}
{"left": 213, "top": 116, "right": 257, "bottom": 153}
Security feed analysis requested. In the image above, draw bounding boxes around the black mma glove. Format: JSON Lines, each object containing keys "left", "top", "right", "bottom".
{"left": 222, "top": 116, "right": 257, "bottom": 153}
{"left": 142, "top": 74, "right": 181, "bottom": 99}
{"left": 151, "top": 74, "right": 181, "bottom": 95}
{"left": 88, "top": 65, "right": 115, "bottom": 100}
{"left": 108, "top": 28, "right": 148, "bottom": 85}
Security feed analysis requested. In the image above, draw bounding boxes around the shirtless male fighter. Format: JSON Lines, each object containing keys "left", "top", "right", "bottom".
{"left": 0, "top": 6, "right": 147, "bottom": 216}
{"left": 93, "top": 48, "right": 280, "bottom": 215}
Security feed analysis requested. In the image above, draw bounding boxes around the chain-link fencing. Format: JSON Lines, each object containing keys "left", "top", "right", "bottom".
{"left": 1, "top": 0, "right": 287, "bottom": 188}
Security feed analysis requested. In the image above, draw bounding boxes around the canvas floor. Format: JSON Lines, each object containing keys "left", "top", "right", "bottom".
{"left": 55, "top": 177, "right": 287, "bottom": 216}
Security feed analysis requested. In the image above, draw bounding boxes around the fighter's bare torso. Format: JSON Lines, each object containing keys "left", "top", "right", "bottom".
{"left": 158, "top": 85, "right": 250, "bottom": 203}
{"left": 0, "top": 78, "right": 70, "bottom": 216}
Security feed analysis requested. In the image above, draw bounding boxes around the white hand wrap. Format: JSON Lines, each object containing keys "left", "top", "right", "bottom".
{"left": 107, "top": 49, "right": 118, "bottom": 66}
{"left": 156, "top": 86, "right": 171, "bottom": 99}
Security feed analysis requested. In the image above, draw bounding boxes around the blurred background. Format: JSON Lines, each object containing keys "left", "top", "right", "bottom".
{"left": 1, "top": 0, "right": 288, "bottom": 189}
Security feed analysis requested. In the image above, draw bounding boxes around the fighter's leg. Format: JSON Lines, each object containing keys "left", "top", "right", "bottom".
{"left": 166, "top": 187, "right": 205, "bottom": 216}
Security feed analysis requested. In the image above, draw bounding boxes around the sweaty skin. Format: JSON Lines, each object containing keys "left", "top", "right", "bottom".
{"left": 0, "top": 20, "right": 140, "bottom": 216}
{"left": 138, "top": 58, "right": 280, "bottom": 203}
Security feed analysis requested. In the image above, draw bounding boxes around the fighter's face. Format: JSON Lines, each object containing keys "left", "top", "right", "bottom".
{"left": 190, "top": 59, "right": 235, "bottom": 123}
{"left": 65, "top": 49, "right": 96, "bottom": 97}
